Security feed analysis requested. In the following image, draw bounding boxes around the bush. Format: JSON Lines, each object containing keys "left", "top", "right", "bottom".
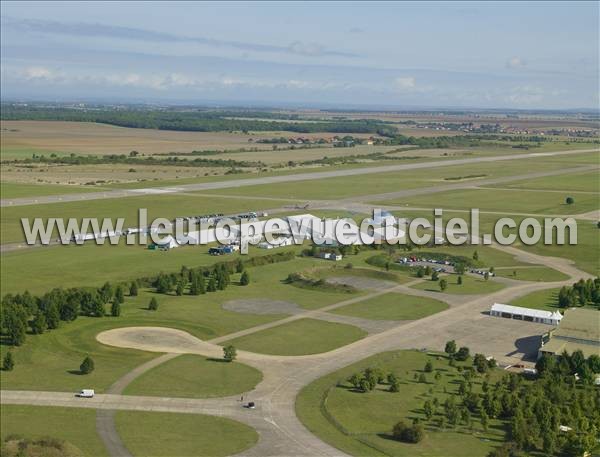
{"left": 240, "top": 271, "right": 250, "bottom": 286}
{"left": 392, "top": 421, "right": 425, "bottom": 443}
{"left": 3, "top": 352, "right": 15, "bottom": 371}
{"left": 223, "top": 345, "right": 237, "bottom": 362}
{"left": 148, "top": 297, "right": 158, "bottom": 311}
{"left": 455, "top": 346, "right": 470, "bottom": 361}
{"left": 79, "top": 356, "right": 94, "bottom": 374}
{"left": 566, "top": 196, "right": 575, "bottom": 205}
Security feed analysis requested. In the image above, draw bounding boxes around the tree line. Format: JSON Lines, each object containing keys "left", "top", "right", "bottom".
{"left": 557, "top": 277, "right": 600, "bottom": 309}
{"left": 1, "top": 106, "right": 396, "bottom": 134}
{"left": 0, "top": 251, "right": 294, "bottom": 349}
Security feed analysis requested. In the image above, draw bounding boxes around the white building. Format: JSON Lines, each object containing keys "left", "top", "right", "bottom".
{"left": 490, "top": 303, "right": 563, "bottom": 325}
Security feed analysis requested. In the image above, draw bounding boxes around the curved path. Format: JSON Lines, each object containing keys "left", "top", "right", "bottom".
{"left": 3, "top": 237, "right": 592, "bottom": 456}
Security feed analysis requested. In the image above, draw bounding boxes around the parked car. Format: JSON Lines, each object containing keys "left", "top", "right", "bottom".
{"left": 77, "top": 389, "right": 95, "bottom": 398}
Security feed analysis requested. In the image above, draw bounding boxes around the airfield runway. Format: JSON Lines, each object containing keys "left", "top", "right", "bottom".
{"left": 1, "top": 148, "right": 597, "bottom": 208}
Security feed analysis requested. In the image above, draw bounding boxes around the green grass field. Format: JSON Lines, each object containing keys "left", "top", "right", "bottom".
{"left": 411, "top": 274, "right": 505, "bottom": 295}
{"left": 296, "top": 350, "right": 505, "bottom": 457}
{"left": 510, "top": 288, "right": 562, "bottom": 311}
{"left": 331, "top": 292, "right": 448, "bottom": 320}
{"left": 493, "top": 170, "right": 599, "bottom": 193}
{"left": 225, "top": 318, "right": 367, "bottom": 355}
{"left": 493, "top": 266, "right": 569, "bottom": 282}
{"left": 376, "top": 188, "right": 598, "bottom": 215}
{"left": 0, "top": 244, "right": 317, "bottom": 294}
{"left": 0, "top": 405, "right": 108, "bottom": 457}
{"left": 114, "top": 411, "right": 258, "bottom": 457}
{"left": 0, "top": 254, "right": 376, "bottom": 392}
{"left": 123, "top": 354, "right": 262, "bottom": 398}
{"left": 1, "top": 182, "right": 100, "bottom": 198}
{"left": 0, "top": 193, "right": 297, "bottom": 244}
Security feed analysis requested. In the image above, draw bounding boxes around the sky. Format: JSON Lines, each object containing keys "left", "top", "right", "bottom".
{"left": 1, "top": 1, "right": 598, "bottom": 110}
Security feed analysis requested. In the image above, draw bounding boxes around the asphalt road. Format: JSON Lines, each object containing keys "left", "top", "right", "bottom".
{"left": 1, "top": 147, "right": 597, "bottom": 456}
{"left": 2, "top": 242, "right": 592, "bottom": 457}
{"left": 1, "top": 148, "right": 596, "bottom": 208}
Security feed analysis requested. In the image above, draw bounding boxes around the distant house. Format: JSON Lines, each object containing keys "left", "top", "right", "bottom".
{"left": 538, "top": 308, "right": 600, "bottom": 359}
{"left": 490, "top": 303, "right": 562, "bottom": 325}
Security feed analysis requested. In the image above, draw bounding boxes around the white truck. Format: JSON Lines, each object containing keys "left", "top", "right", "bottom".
{"left": 77, "top": 389, "right": 95, "bottom": 398}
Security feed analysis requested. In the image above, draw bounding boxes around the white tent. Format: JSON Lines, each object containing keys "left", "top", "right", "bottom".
{"left": 490, "top": 303, "right": 562, "bottom": 325}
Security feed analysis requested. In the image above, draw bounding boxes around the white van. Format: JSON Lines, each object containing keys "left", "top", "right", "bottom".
{"left": 78, "top": 389, "right": 95, "bottom": 398}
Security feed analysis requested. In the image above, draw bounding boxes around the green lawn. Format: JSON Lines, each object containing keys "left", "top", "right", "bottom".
{"left": 1, "top": 255, "right": 363, "bottom": 392}
{"left": 376, "top": 188, "right": 599, "bottom": 215}
{"left": 296, "top": 350, "right": 506, "bottom": 457}
{"left": 0, "top": 317, "right": 157, "bottom": 393}
{"left": 494, "top": 170, "right": 599, "bottom": 193}
{"left": 225, "top": 318, "right": 367, "bottom": 355}
{"left": 0, "top": 243, "right": 327, "bottom": 295}
{"left": 411, "top": 274, "right": 505, "bottom": 295}
{"left": 510, "top": 288, "right": 562, "bottom": 311}
{"left": 205, "top": 155, "right": 574, "bottom": 202}
{"left": 0, "top": 405, "right": 108, "bottom": 457}
{"left": 331, "top": 292, "right": 448, "bottom": 320}
{"left": 477, "top": 215, "right": 599, "bottom": 276}
{"left": 114, "top": 411, "right": 258, "bottom": 457}
{"left": 0, "top": 192, "right": 298, "bottom": 244}
{"left": 123, "top": 354, "right": 262, "bottom": 398}
{"left": 316, "top": 265, "right": 413, "bottom": 285}
{"left": 1, "top": 182, "right": 99, "bottom": 199}
{"left": 493, "top": 266, "right": 569, "bottom": 282}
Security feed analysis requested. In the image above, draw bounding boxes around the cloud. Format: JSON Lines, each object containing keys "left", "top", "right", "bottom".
{"left": 2, "top": 16, "right": 357, "bottom": 58}
{"left": 506, "top": 85, "right": 544, "bottom": 104}
{"left": 348, "top": 27, "right": 364, "bottom": 34}
{"left": 394, "top": 76, "right": 416, "bottom": 90}
{"left": 6, "top": 65, "right": 355, "bottom": 94}
{"left": 506, "top": 57, "right": 527, "bottom": 69}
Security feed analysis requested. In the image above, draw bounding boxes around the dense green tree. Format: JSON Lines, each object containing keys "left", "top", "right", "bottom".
{"left": 240, "top": 271, "right": 250, "bottom": 286}
{"left": 129, "top": 281, "right": 139, "bottom": 296}
{"left": 439, "top": 279, "right": 448, "bottom": 291}
{"left": 44, "top": 303, "right": 61, "bottom": 329}
{"left": 348, "top": 373, "right": 362, "bottom": 389}
{"left": 423, "top": 400, "right": 433, "bottom": 420}
{"left": 457, "top": 275, "right": 463, "bottom": 285}
{"left": 148, "top": 297, "right": 159, "bottom": 311}
{"left": 99, "top": 282, "right": 113, "bottom": 303}
{"left": 473, "top": 353, "right": 488, "bottom": 373}
{"left": 80, "top": 356, "right": 95, "bottom": 374}
{"left": 445, "top": 340, "right": 457, "bottom": 358}
{"left": 31, "top": 313, "right": 47, "bottom": 334}
{"left": 207, "top": 276, "right": 217, "bottom": 292}
{"left": 110, "top": 302, "right": 121, "bottom": 317}
{"left": 223, "top": 345, "right": 237, "bottom": 362}
{"left": 114, "top": 286, "right": 124, "bottom": 304}
{"left": 424, "top": 361, "right": 433, "bottom": 372}
{"left": 392, "top": 421, "right": 425, "bottom": 443}
{"left": 3, "top": 352, "right": 15, "bottom": 371}
{"left": 455, "top": 346, "right": 470, "bottom": 361}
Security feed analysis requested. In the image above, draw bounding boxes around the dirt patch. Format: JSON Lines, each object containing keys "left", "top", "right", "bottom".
{"left": 222, "top": 298, "right": 303, "bottom": 315}
{"left": 326, "top": 276, "right": 397, "bottom": 291}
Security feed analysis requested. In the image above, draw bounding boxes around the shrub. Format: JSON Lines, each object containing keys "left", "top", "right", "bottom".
{"left": 392, "top": 421, "right": 425, "bottom": 443}
{"left": 80, "top": 356, "right": 94, "bottom": 375}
